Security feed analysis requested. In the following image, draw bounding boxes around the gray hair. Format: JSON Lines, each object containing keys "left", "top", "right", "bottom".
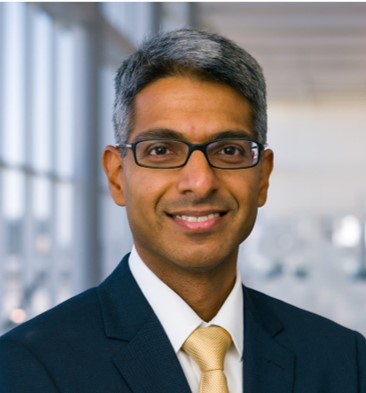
{"left": 113, "top": 28, "right": 267, "bottom": 145}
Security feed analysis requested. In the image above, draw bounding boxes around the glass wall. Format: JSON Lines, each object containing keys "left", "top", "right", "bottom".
{"left": 0, "top": 3, "right": 76, "bottom": 331}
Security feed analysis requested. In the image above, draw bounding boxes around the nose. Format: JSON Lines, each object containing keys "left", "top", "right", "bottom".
{"left": 176, "top": 150, "right": 219, "bottom": 198}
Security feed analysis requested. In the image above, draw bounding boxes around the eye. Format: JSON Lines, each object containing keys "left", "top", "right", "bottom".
{"left": 149, "top": 144, "right": 170, "bottom": 155}
{"left": 221, "top": 145, "right": 243, "bottom": 156}
{"left": 137, "top": 140, "right": 183, "bottom": 162}
{"left": 140, "top": 142, "right": 173, "bottom": 157}
{"left": 207, "top": 139, "right": 254, "bottom": 166}
{"left": 214, "top": 142, "right": 246, "bottom": 157}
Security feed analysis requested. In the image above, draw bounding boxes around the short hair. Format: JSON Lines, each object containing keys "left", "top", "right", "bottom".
{"left": 113, "top": 28, "right": 267, "bottom": 145}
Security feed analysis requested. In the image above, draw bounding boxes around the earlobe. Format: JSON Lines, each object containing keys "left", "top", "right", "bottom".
{"left": 102, "top": 146, "right": 126, "bottom": 206}
{"left": 257, "top": 149, "right": 274, "bottom": 207}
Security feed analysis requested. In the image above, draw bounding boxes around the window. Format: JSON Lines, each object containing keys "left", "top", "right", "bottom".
{"left": 0, "top": 3, "right": 76, "bottom": 332}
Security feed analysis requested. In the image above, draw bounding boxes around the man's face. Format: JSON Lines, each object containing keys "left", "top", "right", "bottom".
{"left": 103, "top": 76, "right": 273, "bottom": 280}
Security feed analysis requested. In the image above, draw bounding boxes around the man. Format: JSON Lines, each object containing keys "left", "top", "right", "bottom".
{"left": 0, "top": 29, "right": 365, "bottom": 393}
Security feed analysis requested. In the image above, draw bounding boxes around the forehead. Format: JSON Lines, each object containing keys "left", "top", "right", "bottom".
{"left": 130, "top": 76, "right": 254, "bottom": 142}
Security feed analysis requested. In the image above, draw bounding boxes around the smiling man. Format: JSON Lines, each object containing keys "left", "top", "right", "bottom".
{"left": 1, "top": 29, "right": 365, "bottom": 393}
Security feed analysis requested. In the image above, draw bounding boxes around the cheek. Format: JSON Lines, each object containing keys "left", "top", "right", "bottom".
{"left": 227, "top": 173, "right": 260, "bottom": 203}
{"left": 122, "top": 170, "right": 168, "bottom": 213}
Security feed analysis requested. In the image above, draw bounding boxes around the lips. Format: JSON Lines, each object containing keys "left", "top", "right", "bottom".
{"left": 174, "top": 213, "right": 220, "bottom": 222}
{"left": 168, "top": 209, "right": 227, "bottom": 231}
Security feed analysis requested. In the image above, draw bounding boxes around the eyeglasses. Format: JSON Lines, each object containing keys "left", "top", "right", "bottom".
{"left": 117, "top": 138, "right": 265, "bottom": 169}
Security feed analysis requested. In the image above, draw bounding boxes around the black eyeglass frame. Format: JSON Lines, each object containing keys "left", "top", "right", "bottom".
{"left": 116, "top": 138, "right": 267, "bottom": 170}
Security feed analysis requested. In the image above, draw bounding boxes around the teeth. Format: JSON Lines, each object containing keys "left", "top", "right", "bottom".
{"left": 175, "top": 213, "right": 220, "bottom": 222}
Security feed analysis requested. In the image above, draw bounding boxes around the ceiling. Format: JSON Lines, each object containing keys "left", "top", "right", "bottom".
{"left": 198, "top": 2, "right": 366, "bottom": 102}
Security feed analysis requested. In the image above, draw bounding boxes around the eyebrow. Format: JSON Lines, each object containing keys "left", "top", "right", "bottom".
{"left": 133, "top": 129, "right": 185, "bottom": 141}
{"left": 132, "top": 128, "right": 255, "bottom": 142}
{"left": 207, "top": 130, "right": 255, "bottom": 142}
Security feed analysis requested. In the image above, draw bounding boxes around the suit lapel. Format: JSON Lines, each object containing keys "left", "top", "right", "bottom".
{"left": 243, "top": 286, "right": 295, "bottom": 393}
{"left": 113, "top": 316, "right": 191, "bottom": 393}
{"left": 97, "top": 255, "right": 191, "bottom": 393}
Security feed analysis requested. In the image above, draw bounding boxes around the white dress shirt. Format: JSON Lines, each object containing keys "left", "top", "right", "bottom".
{"left": 129, "top": 246, "right": 244, "bottom": 393}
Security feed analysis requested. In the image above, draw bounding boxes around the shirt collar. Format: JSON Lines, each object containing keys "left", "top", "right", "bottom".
{"left": 128, "top": 246, "right": 243, "bottom": 357}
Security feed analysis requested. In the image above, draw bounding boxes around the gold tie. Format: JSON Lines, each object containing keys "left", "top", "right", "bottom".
{"left": 182, "top": 326, "right": 232, "bottom": 393}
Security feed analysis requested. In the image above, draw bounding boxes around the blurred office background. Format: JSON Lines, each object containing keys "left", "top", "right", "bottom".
{"left": 0, "top": 2, "right": 365, "bottom": 335}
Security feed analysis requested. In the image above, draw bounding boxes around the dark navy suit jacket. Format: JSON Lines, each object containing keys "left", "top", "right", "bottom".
{"left": 1, "top": 254, "right": 365, "bottom": 392}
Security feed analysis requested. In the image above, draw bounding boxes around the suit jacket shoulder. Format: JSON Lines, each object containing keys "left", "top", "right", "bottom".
{"left": 243, "top": 286, "right": 366, "bottom": 393}
{"left": 0, "top": 255, "right": 190, "bottom": 393}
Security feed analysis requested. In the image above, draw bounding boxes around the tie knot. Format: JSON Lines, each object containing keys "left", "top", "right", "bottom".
{"left": 182, "top": 326, "right": 232, "bottom": 372}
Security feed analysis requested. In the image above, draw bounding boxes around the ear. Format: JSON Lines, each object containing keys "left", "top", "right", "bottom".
{"left": 257, "top": 148, "right": 274, "bottom": 207}
{"left": 102, "top": 145, "right": 126, "bottom": 206}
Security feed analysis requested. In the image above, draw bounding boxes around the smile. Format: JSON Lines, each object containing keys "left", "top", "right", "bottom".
{"left": 169, "top": 211, "right": 227, "bottom": 232}
{"left": 174, "top": 213, "right": 220, "bottom": 222}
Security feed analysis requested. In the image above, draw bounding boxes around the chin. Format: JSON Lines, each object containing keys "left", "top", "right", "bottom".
{"left": 172, "top": 249, "right": 237, "bottom": 272}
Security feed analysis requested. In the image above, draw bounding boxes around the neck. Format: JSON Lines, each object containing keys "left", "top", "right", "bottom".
{"left": 134, "top": 244, "right": 238, "bottom": 322}
{"left": 155, "top": 263, "right": 237, "bottom": 322}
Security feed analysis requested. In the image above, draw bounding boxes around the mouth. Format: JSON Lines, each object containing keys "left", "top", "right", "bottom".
{"left": 173, "top": 213, "right": 221, "bottom": 222}
{"left": 168, "top": 210, "right": 227, "bottom": 231}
